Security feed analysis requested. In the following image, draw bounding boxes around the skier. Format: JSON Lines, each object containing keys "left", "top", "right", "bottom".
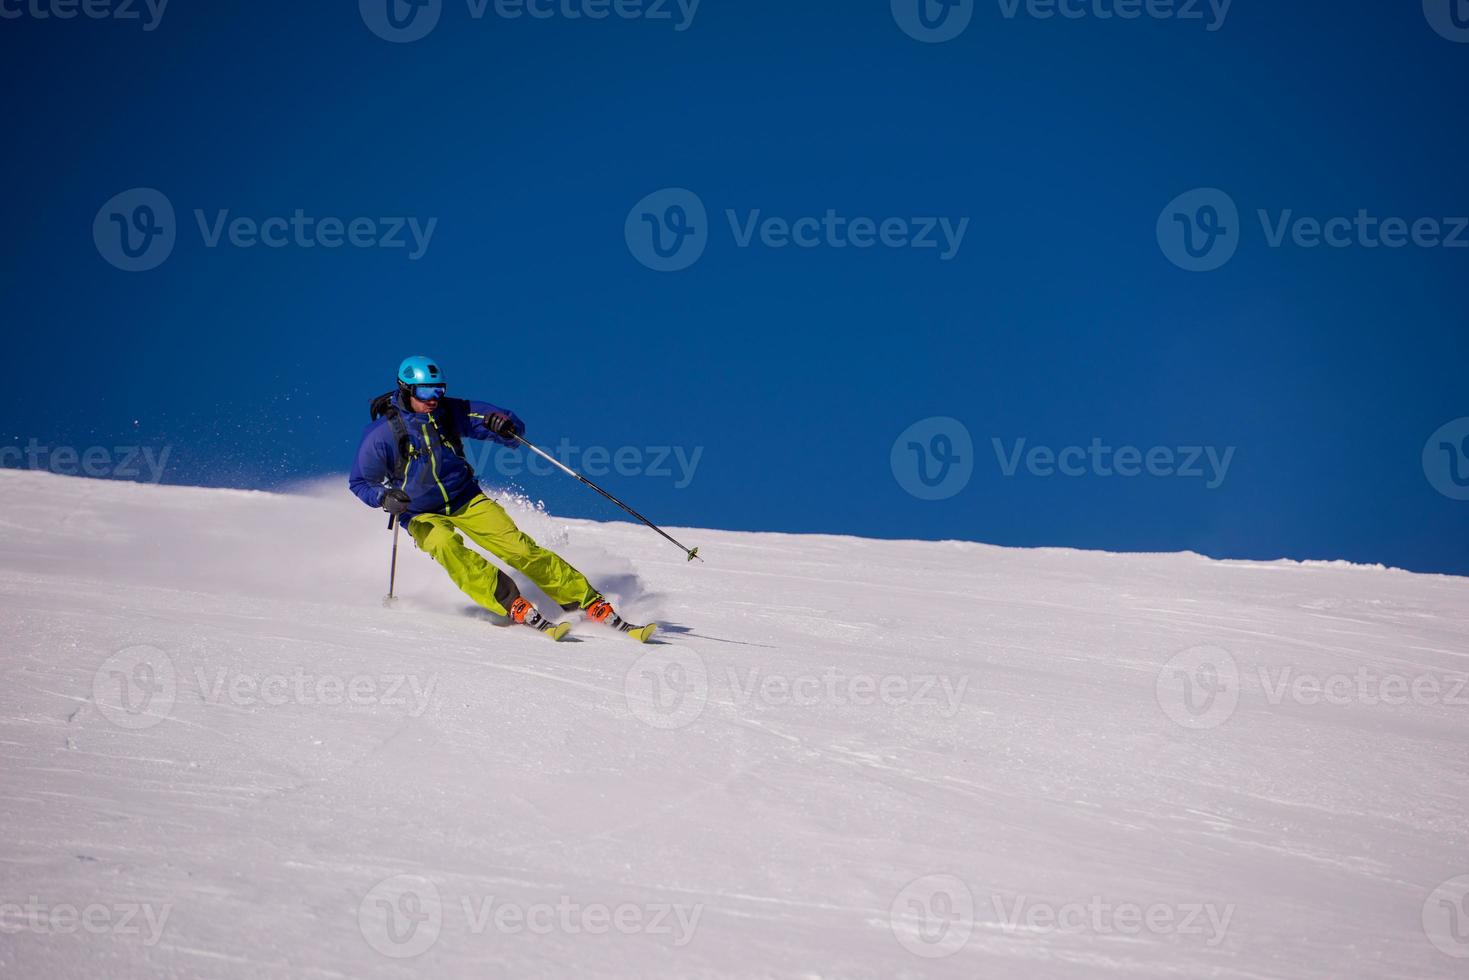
{"left": 349, "top": 355, "right": 655, "bottom": 642}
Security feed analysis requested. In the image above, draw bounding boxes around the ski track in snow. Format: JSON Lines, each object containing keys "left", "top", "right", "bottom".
{"left": 0, "top": 469, "right": 1466, "bottom": 979}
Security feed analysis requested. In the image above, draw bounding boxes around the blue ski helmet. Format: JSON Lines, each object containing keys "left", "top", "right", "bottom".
{"left": 398, "top": 355, "right": 445, "bottom": 387}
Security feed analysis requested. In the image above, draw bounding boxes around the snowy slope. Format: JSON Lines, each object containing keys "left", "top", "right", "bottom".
{"left": 1, "top": 468, "right": 1467, "bottom": 979}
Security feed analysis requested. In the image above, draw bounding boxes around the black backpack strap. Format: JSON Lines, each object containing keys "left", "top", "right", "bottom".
{"left": 369, "top": 390, "right": 417, "bottom": 483}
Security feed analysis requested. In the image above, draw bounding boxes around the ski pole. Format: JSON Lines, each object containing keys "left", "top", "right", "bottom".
{"left": 385, "top": 512, "right": 401, "bottom": 601}
{"left": 513, "top": 433, "right": 703, "bottom": 562}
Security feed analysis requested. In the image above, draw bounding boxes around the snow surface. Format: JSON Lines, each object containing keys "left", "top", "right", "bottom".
{"left": 1, "top": 468, "right": 1467, "bottom": 979}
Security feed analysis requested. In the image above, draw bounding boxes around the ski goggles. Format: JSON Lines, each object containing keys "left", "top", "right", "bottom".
{"left": 411, "top": 384, "right": 446, "bottom": 401}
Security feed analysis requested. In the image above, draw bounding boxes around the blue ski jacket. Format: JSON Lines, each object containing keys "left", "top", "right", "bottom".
{"left": 349, "top": 390, "right": 523, "bottom": 527}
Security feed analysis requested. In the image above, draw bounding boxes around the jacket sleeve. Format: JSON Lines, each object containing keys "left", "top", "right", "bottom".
{"left": 349, "top": 421, "right": 394, "bottom": 509}
{"left": 459, "top": 398, "right": 525, "bottom": 448}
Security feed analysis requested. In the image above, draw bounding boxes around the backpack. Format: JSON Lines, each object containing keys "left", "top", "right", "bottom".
{"left": 368, "top": 390, "right": 470, "bottom": 483}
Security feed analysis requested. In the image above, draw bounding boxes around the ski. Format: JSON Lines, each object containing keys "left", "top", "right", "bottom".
{"left": 540, "top": 621, "right": 573, "bottom": 642}
{"left": 582, "top": 598, "right": 657, "bottom": 642}
{"left": 615, "top": 621, "right": 659, "bottom": 643}
{"left": 566, "top": 621, "right": 658, "bottom": 643}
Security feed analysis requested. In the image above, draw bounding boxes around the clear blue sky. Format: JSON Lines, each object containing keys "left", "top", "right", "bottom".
{"left": 4, "top": 1, "right": 1467, "bottom": 575}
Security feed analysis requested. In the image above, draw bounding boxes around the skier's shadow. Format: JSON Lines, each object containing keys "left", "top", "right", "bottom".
{"left": 656, "top": 622, "right": 775, "bottom": 649}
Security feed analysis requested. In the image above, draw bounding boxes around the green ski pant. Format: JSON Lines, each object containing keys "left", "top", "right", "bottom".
{"left": 408, "top": 494, "right": 598, "bottom": 617}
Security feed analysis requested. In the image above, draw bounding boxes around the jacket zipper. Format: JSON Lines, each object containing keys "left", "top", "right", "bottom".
{"left": 421, "top": 423, "right": 451, "bottom": 513}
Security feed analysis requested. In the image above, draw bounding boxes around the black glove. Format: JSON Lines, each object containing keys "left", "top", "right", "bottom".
{"left": 487, "top": 413, "right": 522, "bottom": 440}
{"left": 381, "top": 489, "right": 411, "bottom": 515}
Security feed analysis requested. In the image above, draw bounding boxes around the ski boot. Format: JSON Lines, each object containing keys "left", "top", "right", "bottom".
{"left": 584, "top": 596, "right": 658, "bottom": 643}
{"left": 510, "top": 597, "right": 571, "bottom": 641}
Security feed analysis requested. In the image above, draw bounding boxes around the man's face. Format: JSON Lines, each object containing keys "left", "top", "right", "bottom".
{"left": 408, "top": 384, "right": 444, "bottom": 413}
